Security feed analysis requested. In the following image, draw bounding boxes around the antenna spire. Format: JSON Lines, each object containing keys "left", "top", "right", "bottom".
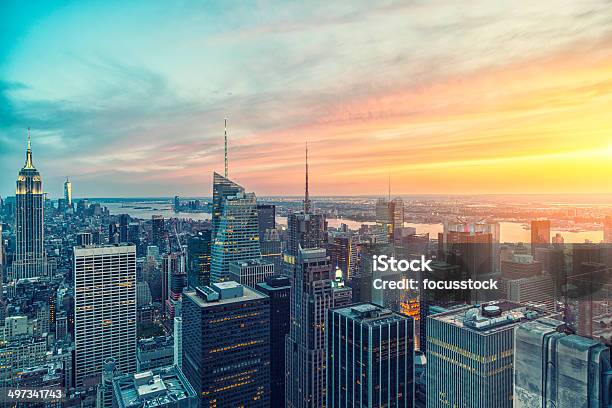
{"left": 224, "top": 117, "right": 228, "bottom": 178}
{"left": 388, "top": 173, "right": 391, "bottom": 201}
{"left": 24, "top": 127, "right": 34, "bottom": 169}
{"left": 304, "top": 141, "right": 311, "bottom": 213}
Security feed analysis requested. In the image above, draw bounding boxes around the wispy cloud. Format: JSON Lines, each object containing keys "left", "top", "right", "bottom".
{"left": 1, "top": 1, "right": 611, "bottom": 196}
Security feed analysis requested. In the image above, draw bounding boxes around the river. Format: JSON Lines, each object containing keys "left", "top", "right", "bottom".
{"left": 103, "top": 202, "right": 602, "bottom": 243}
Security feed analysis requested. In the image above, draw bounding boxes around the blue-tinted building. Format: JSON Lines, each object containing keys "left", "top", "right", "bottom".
{"left": 210, "top": 176, "right": 261, "bottom": 283}
{"left": 182, "top": 282, "right": 270, "bottom": 407}
{"left": 327, "top": 303, "right": 415, "bottom": 407}
{"left": 256, "top": 275, "right": 291, "bottom": 408}
{"left": 211, "top": 172, "right": 244, "bottom": 237}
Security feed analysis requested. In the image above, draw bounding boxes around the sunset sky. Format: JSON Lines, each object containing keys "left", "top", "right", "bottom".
{"left": 1, "top": 1, "right": 612, "bottom": 197}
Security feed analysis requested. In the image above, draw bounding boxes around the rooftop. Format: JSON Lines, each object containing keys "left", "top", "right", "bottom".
{"left": 432, "top": 301, "right": 550, "bottom": 335}
{"left": 256, "top": 275, "right": 291, "bottom": 291}
{"left": 184, "top": 281, "right": 267, "bottom": 308}
{"left": 333, "top": 303, "right": 408, "bottom": 326}
{"left": 229, "top": 258, "right": 273, "bottom": 268}
{"left": 113, "top": 365, "right": 196, "bottom": 408}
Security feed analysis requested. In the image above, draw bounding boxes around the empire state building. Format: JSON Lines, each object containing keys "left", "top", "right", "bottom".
{"left": 13, "top": 129, "right": 47, "bottom": 279}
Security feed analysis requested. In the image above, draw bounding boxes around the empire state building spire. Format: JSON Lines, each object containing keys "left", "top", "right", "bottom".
{"left": 304, "top": 142, "right": 311, "bottom": 214}
{"left": 24, "top": 127, "right": 34, "bottom": 169}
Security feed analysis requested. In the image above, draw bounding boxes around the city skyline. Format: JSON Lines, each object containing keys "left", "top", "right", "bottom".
{"left": 2, "top": 1, "right": 612, "bottom": 198}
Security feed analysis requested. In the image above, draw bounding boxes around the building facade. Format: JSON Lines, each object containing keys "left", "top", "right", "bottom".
{"left": 73, "top": 244, "right": 137, "bottom": 386}
{"left": 426, "top": 301, "right": 550, "bottom": 408}
{"left": 514, "top": 317, "right": 612, "bottom": 408}
{"left": 286, "top": 248, "right": 335, "bottom": 408}
{"left": 182, "top": 282, "right": 270, "bottom": 407}
{"left": 327, "top": 303, "right": 414, "bottom": 408}
{"left": 256, "top": 275, "right": 291, "bottom": 408}
{"left": 229, "top": 258, "right": 274, "bottom": 289}
{"left": 13, "top": 131, "right": 47, "bottom": 279}
{"left": 210, "top": 189, "right": 261, "bottom": 283}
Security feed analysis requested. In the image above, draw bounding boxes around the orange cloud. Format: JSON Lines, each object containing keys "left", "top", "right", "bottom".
{"left": 220, "top": 41, "right": 612, "bottom": 196}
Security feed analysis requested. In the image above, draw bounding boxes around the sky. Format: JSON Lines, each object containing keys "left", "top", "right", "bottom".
{"left": 1, "top": 0, "right": 612, "bottom": 198}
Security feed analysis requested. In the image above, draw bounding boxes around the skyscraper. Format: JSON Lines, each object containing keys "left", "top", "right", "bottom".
{"left": 229, "top": 258, "right": 274, "bottom": 289}
{"left": 260, "top": 228, "right": 283, "bottom": 275}
{"left": 439, "top": 221, "right": 500, "bottom": 302}
{"left": 211, "top": 172, "right": 244, "bottom": 237}
{"left": 531, "top": 219, "right": 551, "bottom": 255}
{"left": 13, "top": 129, "right": 47, "bottom": 279}
{"left": 285, "top": 145, "right": 326, "bottom": 265}
{"left": 151, "top": 215, "right": 165, "bottom": 252}
{"left": 286, "top": 248, "right": 335, "bottom": 408}
{"left": 514, "top": 317, "right": 612, "bottom": 408}
{"left": 182, "top": 282, "right": 270, "bottom": 407}
{"left": 64, "top": 177, "right": 73, "bottom": 208}
{"left": 162, "top": 251, "right": 187, "bottom": 320}
{"left": 210, "top": 181, "right": 261, "bottom": 283}
{"left": 327, "top": 303, "right": 415, "bottom": 408}
{"left": 187, "top": 231, "right": 212, "bottom": 288}
{"left": 256, "top": 275, "right": 291, "bottom": 408}
{"left": 426, "top": 302, "right": 551, "bottom": 408}
{"left": 73, "top": 244, "right": 137, "bottom": 386}
{"left": 257, "top": 204, "right": 276, "bottom": 239}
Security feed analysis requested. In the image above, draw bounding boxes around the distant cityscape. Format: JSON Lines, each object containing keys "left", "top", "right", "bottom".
{"left": 0, "top": 133, "right": 610, "bottom": 407}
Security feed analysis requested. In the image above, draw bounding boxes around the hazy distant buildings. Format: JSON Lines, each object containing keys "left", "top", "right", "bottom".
{"left": 182, "top": 282, "right": 270, "bottom": 407}
{"left": 152, "top": 215, "right": 165, "bottom": 252}
{"left": 531, "top": 219, "right": 551, "bottom": 256}
{"left": 73, "top": 244, "right": 137, "bottom": 386}
{"left": 64, "top": 177, "right": 73, "bottom": 208}
{"left": 604, "top": 215, "right": 612, "bottom": 243}
{"left": 327, "top": 303, "right": 414, "bottom": 407}
{"left": 515, "top": 317, "right": 612, "bottom": 408}
{"left": 375, "top": 197, "right": 404, "bottom": 245}
{"left": 438, "top": 221, "right": 500, "bottom": 301}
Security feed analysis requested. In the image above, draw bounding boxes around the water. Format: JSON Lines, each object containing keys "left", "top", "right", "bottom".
{"left": 103, "top": 202, "right": 211, "bottom": 221}
{"left": 103, "top": 202, "right": 602, "bottom": 243}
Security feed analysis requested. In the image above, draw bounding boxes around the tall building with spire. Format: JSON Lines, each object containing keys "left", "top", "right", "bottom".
{"left": 64, "top": 177, "right": 72, "bottom": 208}
{"left": 286, "top": 144, "right": 326, "bottom": 261}
{"left": 13, "top": 128, "right": 47, "bottom": 279}
{"left": 285, "top": 248, "right": 334, "bottom": 408}
{"left": 210, "top": 175, "right": 261, "bottom": 283}
{"left": 211, "top": 172, "right": 244, "bottom": 237}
